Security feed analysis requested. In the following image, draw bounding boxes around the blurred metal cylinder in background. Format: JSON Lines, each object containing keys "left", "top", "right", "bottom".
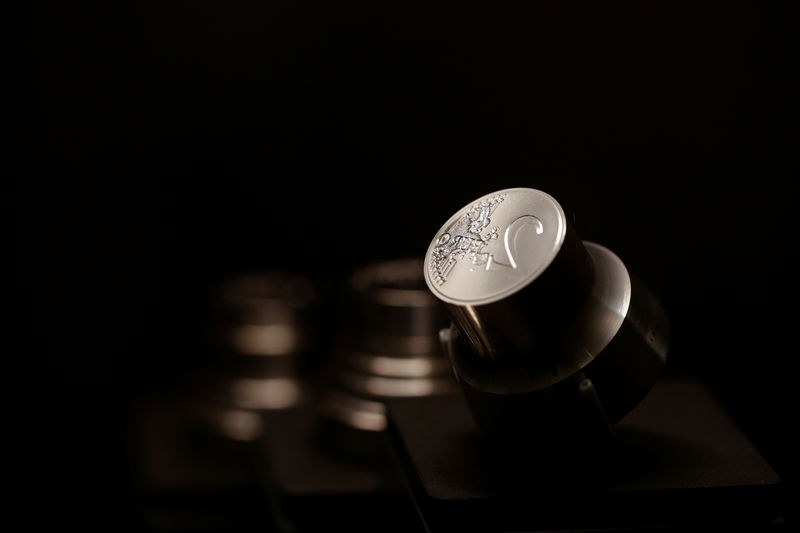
{"left": 185, "top": 270, "right": 317, "bottom": 442}
{"left": 317, "top": 258, "right": 455, "bottom": 452}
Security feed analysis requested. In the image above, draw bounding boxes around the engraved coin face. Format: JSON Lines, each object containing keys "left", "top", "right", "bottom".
{"left": 424, "top": 188, "right": 566, "bottom": 306}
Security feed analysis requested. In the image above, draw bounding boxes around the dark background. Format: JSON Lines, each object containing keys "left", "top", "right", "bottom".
{"left": 20, "top": 1, "right": 794, "bottom": 530}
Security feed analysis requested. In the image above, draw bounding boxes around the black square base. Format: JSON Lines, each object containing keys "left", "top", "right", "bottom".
{"left": 386, "top": 378, "right": 783, "bottom": 532}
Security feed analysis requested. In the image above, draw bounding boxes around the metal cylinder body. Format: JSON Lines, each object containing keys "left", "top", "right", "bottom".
{"left": 424, "top": 188, "right": 669, "bottom": 441}
{"left": 319, "top": 258, "right": 456, "bottom": 435}
{"left": 185, "top": 270, "right": 317, "bottom": 442}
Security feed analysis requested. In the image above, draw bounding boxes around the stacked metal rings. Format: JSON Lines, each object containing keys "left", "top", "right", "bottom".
{"left": 318, "top": 258, "right": 456, "bottom": 434}
{"left": 186, "top": 271, "right": 317, "bottom": 442}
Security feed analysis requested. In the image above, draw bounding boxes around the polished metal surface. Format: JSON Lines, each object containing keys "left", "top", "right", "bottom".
{"left": 211, "top": 271, "right": 316, "bottom": 358}
{"left": 425, "top": 188, "right": 669, "bottom": 440}
{"left": 445, "top": 242, "right": 633, "bottom": 394}
{"left": 318, "top": 258, "right": 456, "bottom": 434}
{"left": 425, "top": 188, "right": 594, "bottom": 368}
{"left": 425, "top": 188, "right": 567, "bottom": 305}
{"left": 185, "top": 270, "right": 317, "bottom": 441}
{"left": 342, "top": 351, "right": 451, "bottom": 378}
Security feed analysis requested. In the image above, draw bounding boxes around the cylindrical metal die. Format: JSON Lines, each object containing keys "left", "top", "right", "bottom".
{"left": 424, "top": 188, "right": 669, "bottom": 441}
{"left": 318, "top": 258, "right": 456, "bottom": 437}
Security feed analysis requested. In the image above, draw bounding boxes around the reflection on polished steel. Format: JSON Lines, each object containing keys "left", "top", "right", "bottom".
{"left": 227, "top": 324, "right": 298, "bottom": 356}
{"left": 186, "top": 271, "right": 316, "bottom": 442}
{"left": 225, "top": 377, "right": 303, "bottom": 410}
{"left": 318, "top": 258, "right": 456, "bottom": 433}
{"left": 320, "top": 390, "right": 387, "bottom": 432}
{"left": 333, "top": 369, "right": 455, "bottom": 398}
{"left": 343, "top": 351, "right": 451, "bottom": 378}
{"left": 426, "top": 189, "right": 569, "bottom": 305}
{"left": 424, "top": 188, "right": 669, "bottom": 440}
{"left": 193, "top": 404, "right": 264, "bottom": 443}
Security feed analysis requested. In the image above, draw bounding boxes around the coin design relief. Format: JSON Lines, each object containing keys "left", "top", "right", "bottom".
{"left": 424, "top": 188, "right": 566, "bottom": 305}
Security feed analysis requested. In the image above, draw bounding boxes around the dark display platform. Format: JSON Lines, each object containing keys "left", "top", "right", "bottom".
{"left": 386, "top": 378, "right": 782, "bottom": 532}
{"left": 131, "top": 394, "right": 270, "bottom": 532}
{"left": 260, "top": 406, "right": 421, "bottom": 532}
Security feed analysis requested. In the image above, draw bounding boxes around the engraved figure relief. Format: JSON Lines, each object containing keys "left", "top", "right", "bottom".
{"left": 429, "top": 194, "right": 545, "bottom": 287}
{"left": 429, "top": 194, "right": 505, "bottom": 286}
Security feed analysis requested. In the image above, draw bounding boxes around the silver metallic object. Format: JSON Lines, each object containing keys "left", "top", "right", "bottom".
{"left": 424, "top": 188, "right": 669, "bottom": 440}
{"left": 318, "top": 258, "right": 456, "bottom": 434}
{"left": 186, "top": 270, "right": 316, "bottom": 442}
